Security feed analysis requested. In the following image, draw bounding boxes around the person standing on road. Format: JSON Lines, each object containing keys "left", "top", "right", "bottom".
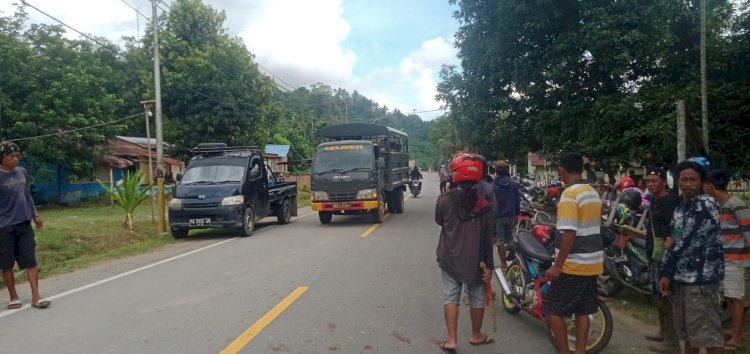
{"left": 643, "top": 166, "right": 680, "bottom": 354}
{"left": 439, "top": 164, "right": 449, "bottom": 194}
{"left": 704, "top": 169, "right": 750, "bottom": 351}
{"left": 435, "top": 153, "right": 495, "bottom": 352}
{"left": 492, "top": 160, "right": 519, "bottom": 271}
{"left": 0, "top": 141, "right": 50, "bottom": 309}
{"left": 659, "top": 160, "right": 724, "bottom": 354}
{"left": 543, "top": 152, "right": 603, "bottom": 354}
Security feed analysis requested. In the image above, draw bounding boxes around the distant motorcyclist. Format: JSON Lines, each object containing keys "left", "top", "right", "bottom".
{"left": 410, "top": 166, "right": 423, "bottom": 180}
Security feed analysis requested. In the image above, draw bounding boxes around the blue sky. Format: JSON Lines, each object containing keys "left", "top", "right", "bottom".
{"left": 1, "top": 0, "right": 461, "bottom": 119}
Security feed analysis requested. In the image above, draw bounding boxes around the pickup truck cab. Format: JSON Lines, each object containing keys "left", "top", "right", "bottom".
{"left": 168, "top": 144, "right": 297, "bottom": 238}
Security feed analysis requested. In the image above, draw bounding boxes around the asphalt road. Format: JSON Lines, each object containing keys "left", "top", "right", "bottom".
{"left": 0, "top": 173, "right": 655, "bottom": 354}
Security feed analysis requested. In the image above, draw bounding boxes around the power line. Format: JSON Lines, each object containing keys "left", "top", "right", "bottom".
{"left": 9, "top": 113, "right": 142, "bottom": 142}
{"left": 119, "top": 0, "right": 148, "bottom": 20}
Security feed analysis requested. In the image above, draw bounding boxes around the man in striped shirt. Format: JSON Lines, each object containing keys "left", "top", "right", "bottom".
{"left": 705, "top": 169, "right": 750, "bottom": 350}
{"left": 543, "top": 152, "right": 603, "bottom": 354}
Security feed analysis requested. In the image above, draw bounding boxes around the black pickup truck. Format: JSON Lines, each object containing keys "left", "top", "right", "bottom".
{"left": 168, "top": 144, "right": 297, "bottom": 238}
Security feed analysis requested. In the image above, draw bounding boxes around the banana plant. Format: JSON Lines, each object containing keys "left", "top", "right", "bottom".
{"left": 97, "top": 171, "right": 152, "bottom": 232}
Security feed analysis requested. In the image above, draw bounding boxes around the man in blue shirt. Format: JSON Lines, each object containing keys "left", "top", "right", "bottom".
{"left": 659, "top": 160, "right": 723, "bottom": 353}
{"left": 492, "top": 161, "right": 519, "bottom": 270}
{"left": 0, "top": 141, "right": 49, "bottom": 309}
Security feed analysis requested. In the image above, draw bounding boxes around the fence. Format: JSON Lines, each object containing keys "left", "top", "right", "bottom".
{"left": 288, "top": 175, "right": 310, "bottom": 190}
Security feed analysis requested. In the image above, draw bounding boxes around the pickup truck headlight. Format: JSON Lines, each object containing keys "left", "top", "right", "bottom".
{"left": 312, "top": 191, "right": 329, "bottom": 201}
{"left": 221, "top": 195, "right": 244, "bottom": 206}
{"left": 169, "top": 198, "right": 182, "bottom": 208}
{"left": 356, "top": 189, "right": 378, "bottom": 200}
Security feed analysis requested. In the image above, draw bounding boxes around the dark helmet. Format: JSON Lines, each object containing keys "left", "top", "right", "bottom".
{"left": 619, "top": 189, "right": 642, "bottom": 211}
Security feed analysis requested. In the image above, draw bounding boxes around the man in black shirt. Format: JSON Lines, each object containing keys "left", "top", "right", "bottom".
{"left": 644, "top": 166, "right": 680, "bottom": 353}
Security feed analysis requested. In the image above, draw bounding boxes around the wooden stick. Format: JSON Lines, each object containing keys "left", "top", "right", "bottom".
{"left": 480, "top": 261, "right": 497, "bottom": 332}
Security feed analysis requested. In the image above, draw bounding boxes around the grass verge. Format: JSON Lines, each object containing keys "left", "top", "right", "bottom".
{"left": 3, "top": 203, "right": 173, "bottom": 284}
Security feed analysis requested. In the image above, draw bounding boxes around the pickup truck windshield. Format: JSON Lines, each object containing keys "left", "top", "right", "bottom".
{"left": 313, "top": 145, "right": 373, "bottom": 173}
{"left": 181, "top": 165, "right": 245, "bottom": 184}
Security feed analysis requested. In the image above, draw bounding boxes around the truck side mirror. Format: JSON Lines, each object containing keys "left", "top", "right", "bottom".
{"left": 250, "top": 168, "right": 261, "bottom": 180}
{"left": 176, "top": 173, "right": 182, "bottom": 182}
{"left": 377, "top": 157, "right": 385, "bottom": 169}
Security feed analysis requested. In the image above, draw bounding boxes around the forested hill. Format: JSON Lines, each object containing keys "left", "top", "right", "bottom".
{"left": 269, "top": 85, "right": 442, "bottom": 171}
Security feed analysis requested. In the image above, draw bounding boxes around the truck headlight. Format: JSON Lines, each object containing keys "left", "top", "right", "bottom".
{"left": 169, "top": 198, "right": 182, "bottom": 208}
{"left": 312, "top": 191, "right": 329, "bottom": 201}
{"left": 221, "top": 195, "right": 244, "bottom": 206}
{"left": 356, "top": 189, "right": 378, "bottom": 200}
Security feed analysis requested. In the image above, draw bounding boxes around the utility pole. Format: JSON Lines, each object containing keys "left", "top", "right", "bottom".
{"left": 700, "top": 0, "right": 709, "bottom": 153}
{"left": 140, "top": 100, "right": 156, "bottom": 223}
{"left": 152, "top": 0, "right": 166, "bottom": 233}
{"left": 677, "top": 100, "right": 687, "bottom": 162}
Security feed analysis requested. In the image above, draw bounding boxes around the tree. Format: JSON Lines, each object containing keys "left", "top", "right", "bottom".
{"left": 98, "top": 172, "right": 151, "bottom": 232}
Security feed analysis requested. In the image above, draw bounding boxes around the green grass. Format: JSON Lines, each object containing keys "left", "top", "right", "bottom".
{"left": 297, "top": 187, "right": 311, "bottom": 208}
{"left": 607, "top": 272, "right": 750, "bottom": 353}
{"left": 7, "top": 202, "right": 173, "bottom": 282}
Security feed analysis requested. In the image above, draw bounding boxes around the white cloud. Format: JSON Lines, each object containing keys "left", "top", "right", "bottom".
{"left": 360, "top": 36, "right": 456, "bottom": 120}
{"left": 237, "top": 0, "right": 356, "bottom": 89}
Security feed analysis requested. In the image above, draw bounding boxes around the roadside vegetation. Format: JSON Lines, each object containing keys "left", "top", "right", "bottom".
{"left": 0, "top": 203, "right": 171, "bottom": 286}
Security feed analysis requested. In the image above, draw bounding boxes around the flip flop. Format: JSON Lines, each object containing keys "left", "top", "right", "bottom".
{"left": 31, "top": 299, "right": 50, "bottom": 309}
{"left": 438, "top": 341, "right": 457, "bottom": 353}
{"left": 469, "top": 335, "right": 494, "bottom": 346}
{"left": 7, "top": 299, "right": 21, "bottom": 310}
{"left": 725, "top": 341, "right": 742, "bottom": 351}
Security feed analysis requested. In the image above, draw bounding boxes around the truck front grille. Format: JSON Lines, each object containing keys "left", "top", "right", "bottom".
{"left": 329, "top": 192, "right": 357, "bottom": 201}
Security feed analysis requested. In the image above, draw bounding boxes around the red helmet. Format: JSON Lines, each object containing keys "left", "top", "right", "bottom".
{"left": 450, "top": 153, "right": 483, "bottom": 183}
{"left": 533, "top": 224, "right": 553, "bottom": 245}
{"left": 548, "top": 186, "right": 559, "bottom": 198}
{"left": 617, "top": 176, "right": 635, "bottom": 191}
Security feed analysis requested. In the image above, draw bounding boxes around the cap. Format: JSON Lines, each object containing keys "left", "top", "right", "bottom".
{"left": 0, "top": 141, "right": 20, "bottom": 159}
{"left": 646, "top": 166, "right": 667, "bottom": 181}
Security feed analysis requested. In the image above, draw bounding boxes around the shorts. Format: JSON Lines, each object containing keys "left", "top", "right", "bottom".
{"left": 494, "top": 217, "right": 515, "bottom": 246}
{"left": 673, "top": 284, "right": 724, "bottom": 348}
{"left": 542, "top": 273, "right": 598, "bottom": 316}
{"left": 441, "top": 270, "right": 486, "bottom": 308}
{"left": 723, "top": 264, "right": 746, "bottom": 300}
{"left": 0, "top": 221, "right": 38, "bottom": 270}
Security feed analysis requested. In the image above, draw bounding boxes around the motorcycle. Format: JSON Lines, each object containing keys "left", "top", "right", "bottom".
{"left": 409, "top": 177, "right": 422, "bottom": 197}
{"left": 495, "top": 228, "right": 613, "bottom": 353}
{"left": 597, "top": 197, "right": 652, "bottom": 297}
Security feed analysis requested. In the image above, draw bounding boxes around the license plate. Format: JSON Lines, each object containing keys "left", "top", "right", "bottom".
{"left": 333, "top": 202, "right": 351, "bottom": 209}
{"left": 189, "top": 218, "right": 211, "bottom": 226}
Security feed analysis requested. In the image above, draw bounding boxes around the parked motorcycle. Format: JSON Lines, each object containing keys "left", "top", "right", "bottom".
{"left": 409, "top": 177, "right": 422, "bottom": 197}
{"left": 598, "top": 193, "right": 652, "bottom": 297}
{"left": 495, "top": 229, "right": 613, "bottom": 353}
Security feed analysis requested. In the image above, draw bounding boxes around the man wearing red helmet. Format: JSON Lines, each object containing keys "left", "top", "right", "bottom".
{"left": 435, "top": 153, "right": 496, "bottom": 351}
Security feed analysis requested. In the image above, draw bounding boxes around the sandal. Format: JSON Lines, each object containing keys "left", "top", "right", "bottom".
{"left": 7, "top": 299, "right": 22, "bottom": 309}
{"left": 31, "top": 299, "right": 50, "bottom": 309}
{"left": 438, "top": 341, "right": 457, "bottom": 353}
{"left": 469, "top": 334, "right": 494, "bottom": 346}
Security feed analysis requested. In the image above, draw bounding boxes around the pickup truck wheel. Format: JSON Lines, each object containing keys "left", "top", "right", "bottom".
{"left": 171, "top": 229, "right": 188, "bottom": 239}
{"left": 277, "top": 198, "right": 291, "bottom": 224}
{"left": 394, "top": 189, "right": 404, "bottom": 214}
{"left": 240, "top": 206, "right": 255, "bottom": 237}
{"left": 319, "top": 211, "right": 333, "bottom": 224}
{"left": 372, "top": 195, "right": 385, "bottom": 223}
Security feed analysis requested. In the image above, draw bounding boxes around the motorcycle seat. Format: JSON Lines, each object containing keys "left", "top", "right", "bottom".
{"left": 517, "top": 229, "right": 554, "bottom": 262}
{"left": 631, "top": 237, "right": 647, "bottom": 248}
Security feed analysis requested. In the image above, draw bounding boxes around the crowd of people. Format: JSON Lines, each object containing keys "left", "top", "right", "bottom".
{"left": 433, "top": 150, "right": 750, "bottom": 354}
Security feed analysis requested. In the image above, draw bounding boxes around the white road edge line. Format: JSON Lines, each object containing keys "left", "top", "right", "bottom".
{"left": 0, "top": 211, "right": 317, "bottom": 319}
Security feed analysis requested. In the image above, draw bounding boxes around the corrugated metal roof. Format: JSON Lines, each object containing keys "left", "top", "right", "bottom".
{"left": 116, "top": 136, "right": 157, "bottom": 148}
{"left": 264, "top": 144, "right": 290, "bottom": 157}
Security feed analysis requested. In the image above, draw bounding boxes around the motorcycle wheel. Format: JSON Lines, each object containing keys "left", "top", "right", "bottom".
{"left": 500, "top": 264, "right": 522, "bottom": 314}
{"left": 546, "top": 300, "right": 614, "bottom": 354}
{"left": 597, "top": 273, "right": 624, "bottom": 297}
